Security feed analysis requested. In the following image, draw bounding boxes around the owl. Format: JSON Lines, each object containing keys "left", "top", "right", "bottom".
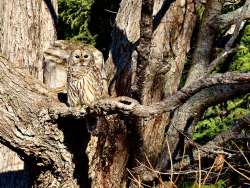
{"left": 67, "top": 46, "right": 107, "bottom": 108}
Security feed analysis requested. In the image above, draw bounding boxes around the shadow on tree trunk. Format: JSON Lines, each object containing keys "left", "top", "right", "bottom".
{"left": 56, "top": 117, "right": 91, "bottom": 187}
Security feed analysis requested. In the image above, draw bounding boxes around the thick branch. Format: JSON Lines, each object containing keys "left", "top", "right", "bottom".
{"left": 207, "top": 47, "right": 238, "bottom": 72}
{"left": 54, "top": 72, "right": 250, "bottom": 118}
{"left": 185, "top": 0, "right": 223, "bottom": 86}
{"left": 0, "top": 56, "right": 77, "bottom": 187}
{"left": 216, "top": 0, "right": 250, "bottom": 29}
{"left": 157, "top": 83, "right": 250, "bottom": 171}
{"left": 132, "top": 0, "right": 154, "bottom": 101}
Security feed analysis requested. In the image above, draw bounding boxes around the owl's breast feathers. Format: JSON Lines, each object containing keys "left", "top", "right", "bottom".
{"left": 68, "top": 65, "right": 105, "bottom": 107}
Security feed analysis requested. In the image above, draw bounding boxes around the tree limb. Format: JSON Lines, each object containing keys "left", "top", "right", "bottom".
{"left": 185, "top": 0, "right": 223, "bottom": 86}
{"left": 185, "top": 0, "right": 250, "bottom": 86}
{"left": 0, "top": 56, "right": 78, "bottom": 187}
{"left": 157, "top": 83, "right": 250, "bottom": 171}
{"left": 216, "top": 0, "right": 250, "bottom": 29}
{"left": 207, "top": 20, "right": 246, "bottom": 72}
{"left": 207, "top": 47, "right": 239, "bottom": 73}
{"left": 132, "top": 0, "right": 154, "bottom": 101}
{"left": 53, "top": 72, "right": 250, "bottom": 118}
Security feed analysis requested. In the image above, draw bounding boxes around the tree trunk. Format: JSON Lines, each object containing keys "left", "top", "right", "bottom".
{"left": 0, "top": 0, "right": 57, "bottom": 187}
{"left": 0, "top": 0, "right": 249, "bottom": 187}
{"left": 0, "top": 0, "right": 57, "bottom": 79}
{"left": 106, "top": 0, "right": 196, "bottom": 182}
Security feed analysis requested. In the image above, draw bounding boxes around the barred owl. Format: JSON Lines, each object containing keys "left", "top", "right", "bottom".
{"left": 67, "top": 46, "right": 107, "bottom": 108}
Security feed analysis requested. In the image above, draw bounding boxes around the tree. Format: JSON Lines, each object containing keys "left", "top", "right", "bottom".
{"left": 0, "top": 0, "right": 250, "bottom": 187}
{"left": 0, "top": 0, "right": 57, "bottom": 187}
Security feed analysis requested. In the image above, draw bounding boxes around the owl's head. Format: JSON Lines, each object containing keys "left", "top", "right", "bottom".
{"left": 69, "top": 48, "right": 94, "bottom": 66}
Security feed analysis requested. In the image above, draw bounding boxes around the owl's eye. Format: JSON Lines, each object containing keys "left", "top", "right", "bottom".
{"left": 75, "top": 55, "right": 80, "bottom": 59}
{"left": 83, "top": 54, "right": 89, "bottom": 59}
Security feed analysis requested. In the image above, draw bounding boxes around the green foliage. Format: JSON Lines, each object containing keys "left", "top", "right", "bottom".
{"left": 193, "top": 22, "right": 250, "bottom": 143}
{"left": 193, "top": 95, "right": 250, "bottom": 142}
{"left": 58, "top": 0, "right": 96, "bottom": 45}
{"left": 229, "top": 22, "right": 250, "bottom": 72}
{"left": 222, "top": 1, "right": 244, "bottom": 14}
{"left": 196, "top": 4, "right": 205, "bottom": 22}
{"left": 58, "top": 0, "right": 120, "bottom": 57}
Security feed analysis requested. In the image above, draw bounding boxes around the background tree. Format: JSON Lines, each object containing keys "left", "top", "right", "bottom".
{"left": 0, "top": 0, "right": 250, "bottom": 187}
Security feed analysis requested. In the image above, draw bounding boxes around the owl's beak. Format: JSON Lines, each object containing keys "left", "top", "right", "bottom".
{"left": 80, "top": 61, "right": 88, "bottom": 65}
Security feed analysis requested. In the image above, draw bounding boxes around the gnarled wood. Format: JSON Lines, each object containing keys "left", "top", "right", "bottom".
{"left": 0, "top": 1, "right": 57, "bottom": 186}
{"left": 0, "top": 0, "right": 57, "bottom": 79}
{"left": 0, "top": 0, "right": 249, "bottom": 187}
{"left": 106, "top": 1, "right": 197, "bottom": 177}
{"left": 0, "top": 56, "right": 77, "bottom": 187}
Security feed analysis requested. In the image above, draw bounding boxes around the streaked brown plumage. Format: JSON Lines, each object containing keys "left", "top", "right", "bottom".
{"left": 67, "top": 47, "right": 106, "bottom": 107}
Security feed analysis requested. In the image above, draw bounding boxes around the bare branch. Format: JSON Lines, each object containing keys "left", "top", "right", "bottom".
{"left": 132, "top": 0, "right": 154, "bottom": 100}
{"left": 157, "top": 82, "right": 250, "bottom": 170}
{"left": 186, "top": 0, "right": 250, "bottom": 86}
{"left": 207, "top": 19, "right": 246, "bottom": 72}
{"left": 185, "top": 0, "right": 223, "bottom": 86}
{"left": 156, "top": 113, "right": 250, "bottom": 173}
{"left": 53, "top": 72, "right": 250, "bottom": 118}
{"left": 194, "top": 113, "right": 250, "bottom": 159}
{"left": 225, "top": 21, "right": 245, "bottom": 50}
{"left": 207, "top": 47, "right": 239, "bottom": 72}
{"left": 216, "top": 0, "right": 250, "bottom": 29}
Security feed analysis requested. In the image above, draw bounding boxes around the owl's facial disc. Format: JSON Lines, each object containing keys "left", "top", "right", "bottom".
{"left": 80, "top": 51, "right": 92, "bottom": 65}
{"left": 68, "top": 50, "right": 82, "bottom": 65}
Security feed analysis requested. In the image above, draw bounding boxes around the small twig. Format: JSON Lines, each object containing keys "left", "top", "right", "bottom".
{"left": 233, "top": 142, "right": 250, "bottom": 167}
{"left": 128, "top": 169, "right": 152, "bottom": 188}
{"left": 144, "top": 154, "right": 158, "bottom": 178}
{"left": 207, "top": 47, "right": 239, "bottom": 72}
{"left": 134, "top": 161, "right": 220, "bottom": 175}
{"left": 104, "top": 9, "right": 117, "bottom": 14}
{"left": 159, "top": 169, "right": 217, "bottom": 175}
{"left": 202, "top": 159, "right": 216, "bottom": 185}
{"left": 165, "top": 137, "right": 174, "bottom": 183}
{"left": 224, "top": 159, "right": 250, "bottom": 181}
{"left": 197, "top": 148, "right": 201, "bottom": 188}
{"left": 238, "top": 168, "right": 250, "bottom": 174}
{"left": 215, "top": 169, "right": 224, "bottom": 185}
{"left": 174, "top": 145, "right": 186, "bottom": 184}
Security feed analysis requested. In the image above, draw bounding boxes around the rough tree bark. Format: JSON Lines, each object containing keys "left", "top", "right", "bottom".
{"left": 0, "top": 0, "right": 57, "bottom": 79}
{"left": 106, "top": 0, "right": 196, "bottom": 184}
{"left": 0, "top": 0, "right": 57, "bottom": 187}
{"left": 0, "top": 0, "right": 249, "bottom": 187}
